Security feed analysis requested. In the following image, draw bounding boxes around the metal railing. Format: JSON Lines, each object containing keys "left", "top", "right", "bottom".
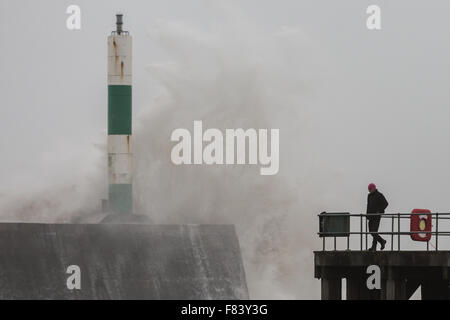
{"left": 318, "top": 212, "right": 450, "bottom": 251}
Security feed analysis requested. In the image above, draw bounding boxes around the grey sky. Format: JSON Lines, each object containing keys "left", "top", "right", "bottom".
{"left": 1, "top": 0, "right": 449, "bottom": 207}
{"left": 1, "top": 0, "right": 450, "bottom": 298}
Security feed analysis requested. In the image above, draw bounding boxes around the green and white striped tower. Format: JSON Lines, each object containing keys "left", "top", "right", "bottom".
{"left": 107, "top": 14, "right": 132, "bottom": 214}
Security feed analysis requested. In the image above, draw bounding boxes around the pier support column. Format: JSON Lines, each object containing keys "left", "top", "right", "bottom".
{"left": 383, "top": 268, "right": 406, "bottom": 300}
{"left": 385, "top": 279, "right": 406, "bottom": 300}
{"left": 346, "top": 273, "right": 375, "bottom": 300}
{"left": 422, "top": 279, "right": 449, "bottom": 300}
{"left": 321, "top": 277, "right": 342, "bottom": 300}
{"left": 347, "top": 276, "right": 363, "bottom": 300}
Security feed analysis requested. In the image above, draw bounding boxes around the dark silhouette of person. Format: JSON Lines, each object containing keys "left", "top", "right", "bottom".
{"left": 366, "top": 183, "right": 388, "bottom": 251}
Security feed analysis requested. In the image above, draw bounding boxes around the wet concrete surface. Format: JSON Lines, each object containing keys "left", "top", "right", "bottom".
{"left": 0, "top": 223, "right": 248, "bottom": 299}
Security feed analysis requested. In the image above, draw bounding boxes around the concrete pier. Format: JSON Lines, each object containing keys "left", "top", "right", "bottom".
{"left": 0, "top": 223, "right": 248, "bottom": 299}
{"left": 315, "top": 251, "right": 450, "bottom": 300}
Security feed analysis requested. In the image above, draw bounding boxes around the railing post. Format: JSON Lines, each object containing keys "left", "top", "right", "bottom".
{"left": 365, "top": 216, "right": 368, "bottom": 250}
{"left": 397, "top": 213, "right": 400, "bottom": 251}
{"left": 391, "top": 215, "right": 394, "bottom": 251}
{"left": 435, "top": 212, "right": 439, "bottom": 251}
{"left": 360, "top": 214, "right": 363, "bottom": 251}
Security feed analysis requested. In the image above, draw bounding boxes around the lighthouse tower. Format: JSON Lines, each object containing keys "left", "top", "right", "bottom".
{"left": 107, "top": 14, "right": 132, "bottom": 214}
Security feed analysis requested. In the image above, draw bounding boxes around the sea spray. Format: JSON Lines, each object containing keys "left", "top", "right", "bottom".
{"left": 133, "top": 7, "right": 320, "bottom": 298}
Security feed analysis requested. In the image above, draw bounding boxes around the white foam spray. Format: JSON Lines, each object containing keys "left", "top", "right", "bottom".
{"left": 133, "top": 5, "right": 322, "bottom": 299}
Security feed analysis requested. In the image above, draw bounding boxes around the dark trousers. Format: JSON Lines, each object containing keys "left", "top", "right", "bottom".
{"left": 368, "top": 216, "right": 385, "bottom": 248}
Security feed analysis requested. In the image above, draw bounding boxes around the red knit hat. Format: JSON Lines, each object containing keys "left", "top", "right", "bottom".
{"left": 368, "top": 183, "right": 376, "bottom": 192}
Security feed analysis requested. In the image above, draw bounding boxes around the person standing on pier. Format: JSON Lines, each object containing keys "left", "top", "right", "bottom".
{"left": 366, "top": 183, "right": 388, "bottom": 251}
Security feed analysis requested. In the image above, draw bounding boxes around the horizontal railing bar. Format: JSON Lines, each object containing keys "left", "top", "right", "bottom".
{"left": 318, "top": 231, "right": 450, "bottom": 236}
{"left": 318, "top": 213, "right": 450, "bottom": 217}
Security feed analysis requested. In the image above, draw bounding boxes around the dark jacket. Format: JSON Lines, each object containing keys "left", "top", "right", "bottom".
{"left": 366, "top": 189, "right": 388, "bottom": 218}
